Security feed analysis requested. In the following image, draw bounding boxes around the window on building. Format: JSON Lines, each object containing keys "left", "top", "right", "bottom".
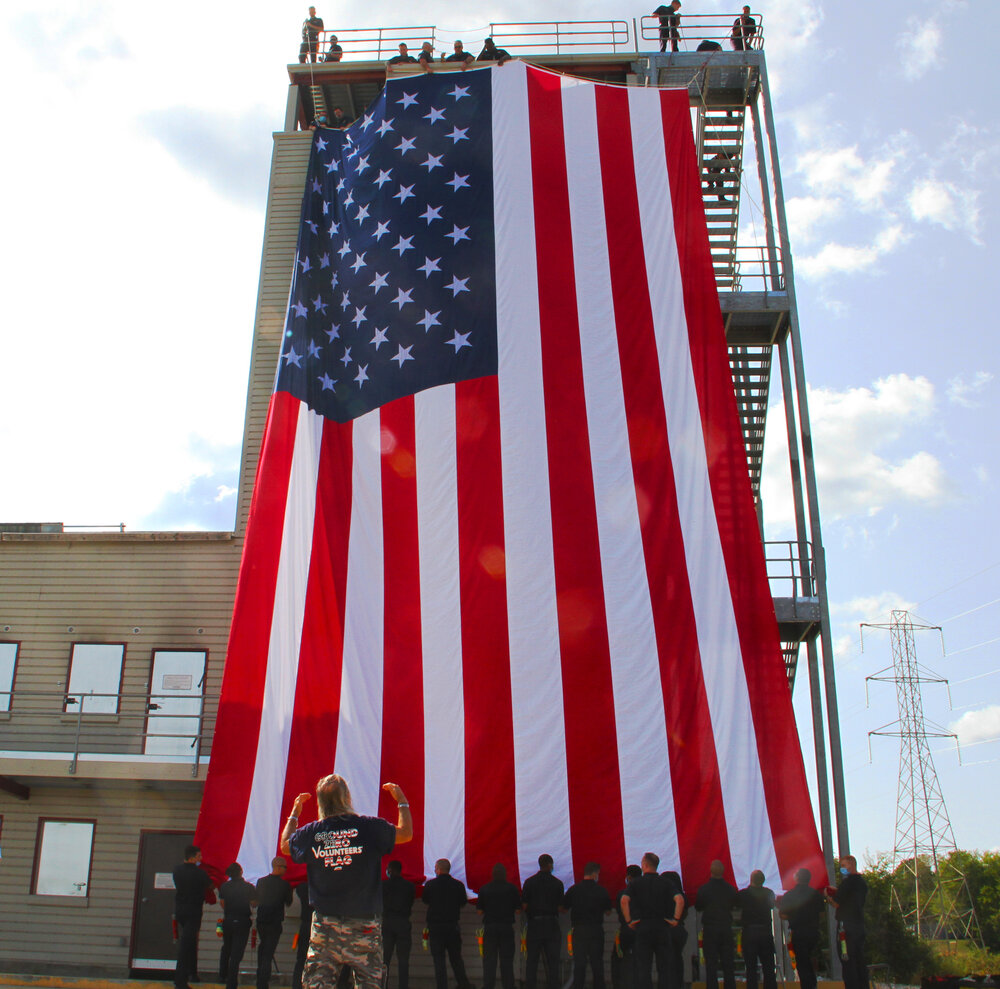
{"left": 144, "top": 650, "right": 207, "bottom": 756}
{"left": 32, "top": 819, "right": 95, "bottom": 897}
{"left": 65, "top": 643, "right": 125, "bottom": 715}
{"left": 0, "top": 641, "right": 18, "bottom": 712}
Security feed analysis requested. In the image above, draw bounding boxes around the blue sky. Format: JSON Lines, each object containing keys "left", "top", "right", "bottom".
{"left": 0, "top": 0, "right": 995, "bottom": 865}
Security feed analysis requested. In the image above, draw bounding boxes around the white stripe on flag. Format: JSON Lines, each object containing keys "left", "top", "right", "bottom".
{"left": 237, "top": 401, "right": 323, "bottom": 880}
{"left": 628, "top": 87, "right": 778, "bottom": 887}
{"left": 335, "top": 409, "right": 386, "bottom": 815}
{"left": 492, "top": 62, "right": 573, "bottom": 881}
{"left": 561, "top": 82, "right": 681, "bottom": 871}
{"left": 415, "top": 385, "right": 466, "bottom": 884}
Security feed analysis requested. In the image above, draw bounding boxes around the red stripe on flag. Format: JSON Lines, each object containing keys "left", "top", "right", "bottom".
{"left": 593, "top": 85, "right": 734, "bottom": 886}
{"left": 378, "top": 397, "right": 426, "bottom": 881}
{"left": 276, "top": 416, "right": 354, "bottom": 885}
{"left": 526, "top": 67, "right": 627, "bottom": 879}
{"left": 195, "top": 390, "right": 301, "bottom": 875}
{"left": 455, "top": 377, "right": 519, "bottom": 889}
{"left": 658, "top": 94, "right": 826, "bottom": 888}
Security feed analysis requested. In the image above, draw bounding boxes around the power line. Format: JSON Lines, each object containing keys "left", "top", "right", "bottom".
{"left": 917, "top": 562, "right": 1000, "bottom": 608}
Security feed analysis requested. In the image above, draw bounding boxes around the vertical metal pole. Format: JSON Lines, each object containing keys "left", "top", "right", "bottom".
{"left": 758, "top": 56, "right": 850, "bottom": 854}
{"left": 748, "top": 97, "right": 781, "bottom": 291}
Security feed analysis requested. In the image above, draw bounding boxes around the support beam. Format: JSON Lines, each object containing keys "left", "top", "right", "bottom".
{"left": 0, "top": 775, "right": 30, "bottom": 800}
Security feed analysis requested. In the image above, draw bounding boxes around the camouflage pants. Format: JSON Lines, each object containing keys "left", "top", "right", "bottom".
{"left": 304, "top": 914, "right": 384, "bottom": 989}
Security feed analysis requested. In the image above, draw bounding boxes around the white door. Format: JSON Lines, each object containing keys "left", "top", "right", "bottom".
{"left": 144, "top": 650, "right": 206, "bottom": 757}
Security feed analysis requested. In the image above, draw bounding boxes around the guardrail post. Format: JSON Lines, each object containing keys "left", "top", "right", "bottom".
{"left": 69, "top": 691, "right": 89, "bottom": 775}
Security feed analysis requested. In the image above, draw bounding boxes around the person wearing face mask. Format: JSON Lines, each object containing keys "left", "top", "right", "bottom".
{"left": 827, "top": 856, "right": 868, "bottom": 989}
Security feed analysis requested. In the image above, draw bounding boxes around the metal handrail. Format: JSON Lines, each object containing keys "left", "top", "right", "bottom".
{"left": 763, "top": 540, "right": 814, "bottom": 599}
{"left": 637, "top": 12, "right": 765, "bottom": 52}
{"left": 308, "top": 25, "right": 437, "bottom": 62}
{"left": 728, "top": 245, "right": 785, "bottom": 294}
{"left": 0, "top": 688, "right": 209, "bottom": 777}
{"left": 488, "top": 20, "right": 631, "bottom": 54}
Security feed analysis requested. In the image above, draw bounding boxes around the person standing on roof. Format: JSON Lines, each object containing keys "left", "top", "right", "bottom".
{"left": 730, "top": 7, "right": 757, "bottom": 50}
{"left": 299, "top": 7, "right": 324, "bottom": 64}
{"left": 654, "top": 2, "right": 682, "bottom": 53}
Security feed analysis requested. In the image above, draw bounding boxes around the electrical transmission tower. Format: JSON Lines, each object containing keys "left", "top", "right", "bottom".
{"left": 864, "top": 610, "right": 982, "bottom": 944}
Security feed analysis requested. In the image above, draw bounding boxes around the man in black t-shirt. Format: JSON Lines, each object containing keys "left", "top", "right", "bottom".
{"left": 445, "top": 41, "right": 475, "bottom": 69}
{"left": 387, "top": 43, "right": 418, "bottom": 66}
{"left": 730, "top": 7, "right": 757, "bottom": 50}
{"left": 423, "top": 858, "right": 474, "bottom": 989}
{"left": 282, "top": 773, "right": 412, "bottom": 989}
{"left": 299, "top": 7, "right": 324, "bottom": 64}
{"left": 478, "top": 863, "right": 522, "bottom": 989}
{"left": 737, "top": 871, "right": 776, "bottom": 989}
{"left": 477, "top": 38, "right": 512, "bottom": 64}
{"left": 620, "top": 853, "right": 684, "bottom": 989}
{"left": 778, "top": 869, "right": 824, "bottom": 989}
{"left": 173, "top": 845, "right": 216, "bottom": 989}
{"left": 219, "top": 863, "right": 257, "bottom": 989}
{"left": 563, "top": 863, "right": 612, "bottom": 989}
{"left": 828, "top": 856, "right": 868, "bottom": 989}
{"left": 695, "top": 862, "right": 737, "bottom": 989}
{"left": 383, "top": 860, "right": 416, "bottom": 989}
{"left": 256, "top": 857, "right": 293, "bottom": 989}
{"left": 611, "top": 865, "right": 641, "bottom": 989}
{"left": 522, "top": 854, "right": 565, "bottom": 989}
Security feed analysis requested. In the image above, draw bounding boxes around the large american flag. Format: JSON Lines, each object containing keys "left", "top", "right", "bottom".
{"left": 195, "top": 61, "right": 825, "bottom": 894}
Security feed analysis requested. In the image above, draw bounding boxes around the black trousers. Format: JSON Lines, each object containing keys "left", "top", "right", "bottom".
{"left": 383, "top": 916, "right": 412, "bottom": 989}
{"left": 256, "top": 922, "right": 283, "bottom": 989}
{"left": 526, "top": 918, "right": 562, "bottom": 989}
{"left": 742, "top": 927, "right": 776, "bottom": 989}
{"left": 220, "top": 917, "right": 251, "bottom": 989}
{"left": 668, "top": 923, "right": 687, "bottom": 989}
{"left": 572, "top": 925, "right": 605, "bottom": 989}
{"left": 610, "top": 936, "right": 634, "bottom": 989}
{"left": 633, "top": 922, "right": 671, "bottom": 989}
{"left": 428, "top": 924, "right": 471, "bottom": 989}
{"left": 701, "top": 926, "right": 735, "bottom": 989}
{"left": 790, "top": 930, "right": 818, "bottom": 989}
{"left": 483, "top": 923, "right": 516, "bottom": 989}
{"left": 175, "top": 911, "right": 203, "bottom": 989}
{"left": 841, "top": 925, "right": 869, "bottom": 989}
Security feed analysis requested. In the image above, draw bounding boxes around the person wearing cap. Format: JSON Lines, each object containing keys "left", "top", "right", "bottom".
{"left": 477, "top": 38, "right": 512, "bottom": 64}
{"left": 324, "top": 34, "right": 343, "bottom": 62}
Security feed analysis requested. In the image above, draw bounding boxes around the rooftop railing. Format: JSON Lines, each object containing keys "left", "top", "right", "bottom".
{"left": 297, "top": 14, "right": 764, "bottom": 64}
{"left": 730, "top": 245, "right": 786, "bottom": 294}
{"left": 764, "top": 540, "right": 815, "bottom": 600}
{"left": 0, "top": 688, "right": 209, "bottom": 776}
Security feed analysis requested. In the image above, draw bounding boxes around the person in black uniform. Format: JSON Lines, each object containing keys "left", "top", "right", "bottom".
{"left": 563, "top": 862, "right": 612, "bottom": 989}
{"left": 778, "top": 869, "right": 824, "bottom": 989}
{"left": 219, "top": 863, "right": 257, "bottom": 989}
{"left": 477, "top": 38, "right": 512, "bottom": 64}
{"left": 255, "top": 857, "right": 293, "bottom": 989}
{"left": 694, "top": 861, "right": 737, "bottom": 989}
{"left": 477, "top": 863, "right": 522, "bottom": 989}
{"left": 446, "top": 41, "right": 475, "bottom": 68}
{"left": 653, "top": 2, "right": 681, "bottom": 53}
{"left": 388, "top": 43, "right": 418, "bottom": 66}
{"left": 660, "top": 871, "right": 687, "bottom": 989}
{"left": 729, "top": 7, "right": 757, "bottom": 50}
{"left": 299, "top": 7, "right": 324, "bottom": 64}
{"left": 522, "top": 854, "right": 565, "bottom": 989}
{"left": 174, "top": 845, "right": 216, "bottom": 989}
{"left": 383, "top": 860, "right": 416, "bottom": 989}
{"left": 611, "top": 866, "right": 641, "bottom": 989}
{"left": 620, "top": 853, "right": 684, "bottom": 989}
{"left": 738, "top": 871, "right": 776, "bottom": 989}
{"left": 423, "top": 858, "right": 474, "bottom": 989}
{"left": 828, "top": 856, "right": 868, "bottom": 989}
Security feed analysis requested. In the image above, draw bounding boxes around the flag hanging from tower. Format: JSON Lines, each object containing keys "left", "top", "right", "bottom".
{"left": 195, "top": 60, "right": 826, "bottom": 894}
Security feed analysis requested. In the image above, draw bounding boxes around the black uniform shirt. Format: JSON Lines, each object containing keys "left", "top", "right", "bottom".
{"left": 522, "top": 870, "right": 565, "bottom": 918}
{"left": 695, "top": 877, "right": 738, "bottom": 929}
{"left": 387, "top": 54, "right": 418, "bottom": 64}
{"left": 173, "top": 861, "right": 214, "bottom": 916}
{"left": 423, "top": 874, "right": 468, "bottom": 926}
{"left": 220, "top": 878, "right": 256, "bottom": 920}
{"left": 383, "top": 874, "right": 416, "bottom": 919}
{"left": 779, "top": 882, "right": 824, "bottom": 934}
{"left": 563, "top": 878, "right": 612, "bottom": 927}
{"left": 625, "top": 872, "right": 674, "bottom": 924}
{"left": 256, "top": 874, "right": 293, "bottom": 925}
{"left": 738, "top": 885, "right": 775, "bottom": 928}
{"left": 833, "top": 873, "right": 867, "bottom": 927}
{"left": 478, "top": 879, "right": 522, "bottom": 926}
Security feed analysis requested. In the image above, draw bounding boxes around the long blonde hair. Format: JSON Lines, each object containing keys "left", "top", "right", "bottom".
{"left": 316, "top": 773, "right": 356, "bottom": 818}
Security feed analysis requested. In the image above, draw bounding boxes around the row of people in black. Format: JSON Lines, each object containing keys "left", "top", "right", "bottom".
{"left": 176, "top": 844, "right": 867, "bottom": 989}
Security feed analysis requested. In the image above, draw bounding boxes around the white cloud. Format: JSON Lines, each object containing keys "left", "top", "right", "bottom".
{"left": 908, "top": 177, "right": 982, "bottom": 242}
{"left": 762, "top": 374, "right": 953, "bottom": 531}
{"left": 897, "top": 17, "right": 943, "bottom": 80}
{"left": 797, "top": 224, "right": 908, "bottom": 279}
{"left": 947, "top": 372, "right": 994, "bottom": 407}
{"left": 950, "top": 706, "right": 1000, "bottom": 746}
{"left": 832, "top": 592, "right": 918, "bottom": 624}
{"left": 785, "top": 196, "right": 841, "bottom": 244}
{"left": 795, "top": 146, "right": 898, "bottom": 208}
